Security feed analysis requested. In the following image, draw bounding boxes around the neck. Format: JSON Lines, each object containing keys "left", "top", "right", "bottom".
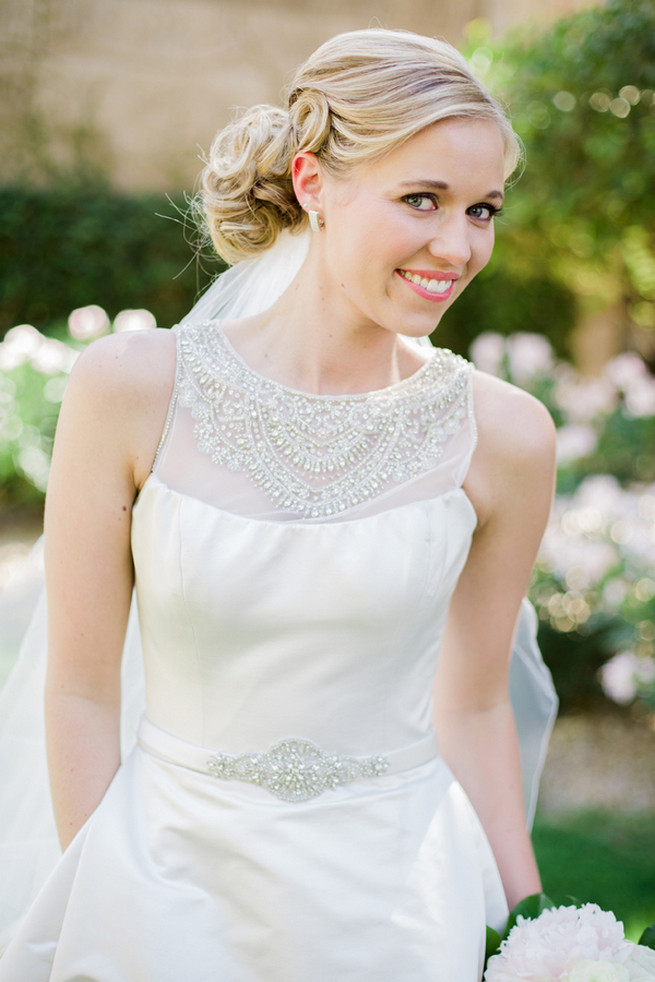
{"left": 223, "top": 248, "right": 428, "bottom": 396}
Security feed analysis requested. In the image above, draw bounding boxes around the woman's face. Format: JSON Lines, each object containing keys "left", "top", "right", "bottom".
{"left": 315, "top": 117, "right": 506, "bottom": 339}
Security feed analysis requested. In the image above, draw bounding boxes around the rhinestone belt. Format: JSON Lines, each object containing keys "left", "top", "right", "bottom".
{"left": 138, "top": 717, "right": 439, "bottom": 803}
{"left": 207, "top": 738, "right": 389, "bottom": 802}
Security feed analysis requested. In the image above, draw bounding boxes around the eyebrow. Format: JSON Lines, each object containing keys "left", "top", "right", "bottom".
{"left": 398, "top": 180, "right": 504, "bottom": 201}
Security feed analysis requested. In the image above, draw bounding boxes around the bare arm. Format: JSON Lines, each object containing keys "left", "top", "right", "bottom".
{"left": 44, "top": 329, "right": 175, "bottom": 849}
{"left": 433, "top": 372, "right": 556, "bottom": 909}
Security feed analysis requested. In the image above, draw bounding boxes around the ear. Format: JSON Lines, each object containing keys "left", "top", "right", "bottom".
{"left": 291, "top": 152, "right": 323, "bottom": 210}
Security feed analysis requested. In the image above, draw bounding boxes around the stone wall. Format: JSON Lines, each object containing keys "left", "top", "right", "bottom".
{"left": 1, "top": 0, "right": 593, "bottom": 191}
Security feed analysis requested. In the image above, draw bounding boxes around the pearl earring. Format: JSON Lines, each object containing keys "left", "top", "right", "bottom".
{"left": 307, "top": 210, "right": 324, "bottom": 232}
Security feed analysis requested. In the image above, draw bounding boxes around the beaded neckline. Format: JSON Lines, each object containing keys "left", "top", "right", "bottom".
{"left": 171, "top": 320, "right": 475, "bottom": 519}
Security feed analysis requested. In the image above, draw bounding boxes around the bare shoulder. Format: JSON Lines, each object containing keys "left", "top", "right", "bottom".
{"left": 61, "top": 328, "right": 177, "bottom": 487}
{"left": 69, "top": 327, "right": 176, "bottom": 398}
{"left": 472, "top": 369, "right": 555, "bottom": 455}
{"left": 467, "top": 369, "right": 557, "bottom": 526}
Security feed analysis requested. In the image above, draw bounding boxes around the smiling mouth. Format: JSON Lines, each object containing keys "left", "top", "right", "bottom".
{"left": 397, "top": 269, "right": 456, "bottom": 299}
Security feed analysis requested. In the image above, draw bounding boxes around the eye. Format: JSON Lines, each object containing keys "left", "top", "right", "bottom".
{"left": 467, "top": 202, "right": 503, "bottom": 222}
{"left": 402, "top": 193, "right": 437, "bottom": 212}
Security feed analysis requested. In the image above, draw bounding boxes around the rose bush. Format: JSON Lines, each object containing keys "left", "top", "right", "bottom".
{"left": 471, "top": 332, "right": 655, "bottom": 711}
{"left": 0, "top": 307, "right": 155, "bottom": 507}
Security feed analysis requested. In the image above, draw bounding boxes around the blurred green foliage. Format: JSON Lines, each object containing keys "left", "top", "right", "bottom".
{"left": 566, "top": 411, "right": 655, "bottom": 489}
{"left": 450, "top": 0, "right": 655, "bottom": 361}
{"left": 0, "top": 185, "right": 219, "bottom": 338}
{"left": 0, "top": 328, "right": 75, "bottom": 509}
{"left": 0, "top": 362, "right": 59, "bottom": 509}
{"left": 534, "top": 809, "right": 655, "bottom": 943}
{"left": 436, "top": 264, "right": 577, "bottom": 361}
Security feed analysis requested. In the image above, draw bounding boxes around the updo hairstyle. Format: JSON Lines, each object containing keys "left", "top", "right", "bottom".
{"left": 201, "top": 28, "right": 520, "bottom": 264}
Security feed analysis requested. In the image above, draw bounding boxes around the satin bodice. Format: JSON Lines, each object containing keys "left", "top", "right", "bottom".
{"left": 131, "top": 473, "right": 477, "bottom": 755}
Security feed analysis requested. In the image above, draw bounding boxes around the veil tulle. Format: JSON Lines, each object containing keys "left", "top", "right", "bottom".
{"left": 182, "top": 228, "right": 312, "bottom": 324}
{"left": 0, "top": 228, "right": 557, "bottom": 949}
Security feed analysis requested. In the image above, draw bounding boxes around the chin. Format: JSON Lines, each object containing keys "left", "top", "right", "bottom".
{"left": 407, "top": 321, "right": 440, "bottom": 337}
{"left": 396, "top": 315, "right": 445, "bottom": 340}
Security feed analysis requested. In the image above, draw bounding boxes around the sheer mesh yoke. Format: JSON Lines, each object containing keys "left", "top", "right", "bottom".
{"left": 153, "top": 321, "right": 477, "bottom": 522}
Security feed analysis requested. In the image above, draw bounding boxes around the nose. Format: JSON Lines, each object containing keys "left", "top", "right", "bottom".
{"left": 428, "top": 214, "right": 472, "bottom": 268}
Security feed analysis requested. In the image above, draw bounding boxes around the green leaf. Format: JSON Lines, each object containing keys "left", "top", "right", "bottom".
{"left": 638, "top": 924, "right": 655, "bottom": 950}
{"left": 484, "top": 925, "right": 502, "bottom": 964}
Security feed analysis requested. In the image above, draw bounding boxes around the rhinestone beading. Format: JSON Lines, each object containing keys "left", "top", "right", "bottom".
{"left": 207, "top": 738, "right": 389, "bottom": 802}
{"left": 175, "top": 322, "right": 474, "bottom": 519}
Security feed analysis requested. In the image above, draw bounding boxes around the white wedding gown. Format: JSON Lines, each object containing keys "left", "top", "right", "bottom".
{"left": 0, "top": 322, "right": 557, "bottom": 981}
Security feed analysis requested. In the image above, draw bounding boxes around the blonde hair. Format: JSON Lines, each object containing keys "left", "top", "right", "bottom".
{"left": 201, "top": 28, "right": 520, "bottom": 264}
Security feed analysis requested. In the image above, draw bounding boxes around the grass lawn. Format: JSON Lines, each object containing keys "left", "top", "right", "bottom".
{"left": 534, "top": 809, "right": 655, "bottom": 942}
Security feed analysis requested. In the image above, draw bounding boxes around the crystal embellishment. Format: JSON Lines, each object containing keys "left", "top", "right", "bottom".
{"left": 207, "top": 738, "right": 390, "bottom": 802}
{"left": 175, "top": 322, "right": 474, "bottom": 519}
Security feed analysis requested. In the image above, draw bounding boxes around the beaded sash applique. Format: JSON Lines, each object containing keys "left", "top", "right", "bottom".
{"left": 175, "top": 322, "right": 473, "bottom": 520}
{"left": 207, "top": 738, "right": 389, "bottom": 803}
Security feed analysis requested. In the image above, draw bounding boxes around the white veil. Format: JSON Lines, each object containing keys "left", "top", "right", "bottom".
{"left": 182, "top": 227, "right": 311, "bottom": 324}
{"left": 0, "top": 228, "right": 557, "bottom": 949}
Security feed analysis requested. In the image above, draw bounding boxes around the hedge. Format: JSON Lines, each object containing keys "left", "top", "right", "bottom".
{"left": 0, "top": 184, "right": 221, "bottom": 337}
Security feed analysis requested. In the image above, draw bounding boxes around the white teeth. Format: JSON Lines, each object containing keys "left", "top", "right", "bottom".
{"left": 400, "top": 270, "right": 452, "bottom": 294}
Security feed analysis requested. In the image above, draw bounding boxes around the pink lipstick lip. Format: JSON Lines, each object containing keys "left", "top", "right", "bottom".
{"left": 395, "top": 269, "right": 456, "bottom": 303}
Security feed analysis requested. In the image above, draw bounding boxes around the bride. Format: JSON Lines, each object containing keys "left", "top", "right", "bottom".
{"left": 0, "top": 27, "right": 557, "bottom": 981}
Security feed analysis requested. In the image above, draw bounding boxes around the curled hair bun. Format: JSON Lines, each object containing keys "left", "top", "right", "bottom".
{"left": 201, "top": 104, "right": 302, "bottom": 264}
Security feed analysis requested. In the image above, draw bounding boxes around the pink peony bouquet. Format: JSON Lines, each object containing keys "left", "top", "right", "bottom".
{"left": 484, "top": 898, "right": 655, "bottom": 982}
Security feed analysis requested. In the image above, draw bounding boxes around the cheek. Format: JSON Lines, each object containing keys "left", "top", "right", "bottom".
{"left": 473, "top": 232, "right": 495, "bottom": 273}
{"left": 333, "top": 215, "right": 399, "bottom": 275}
